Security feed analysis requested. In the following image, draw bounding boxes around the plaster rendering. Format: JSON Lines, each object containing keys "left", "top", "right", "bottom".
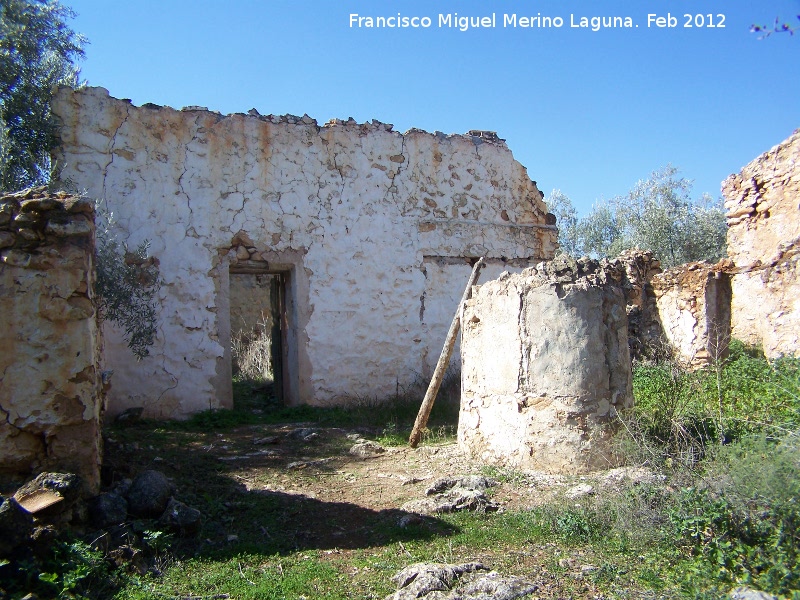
{"left": 0, "top": 188, "right": 102, "bottom": 492}
{"left": 652, "top": 261, "right": 732, "bottom": 368}
{"left": 52, "top": 87, "right": 557, "bottom": 418}
{"left": 458, "top": 259, "right": 633, "bottom": 473}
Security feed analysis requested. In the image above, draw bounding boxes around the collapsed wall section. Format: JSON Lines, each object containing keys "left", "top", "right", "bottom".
{"left": 52, "top": 87, "right": 557, "bottom": 417}
{"left": 459, "top": 259, "right": 632, "bottom": 474}
{"left": 652, "top": 261, "right": 732, "bottom": 368}
{"left": 722, "top": 129, "right": 800, "bottom": 358}
{"left": 604, "top": 249, "right": 663, "bottom": 361}
{"left": 0, "top": 188, "right": 102, "bottom": 493}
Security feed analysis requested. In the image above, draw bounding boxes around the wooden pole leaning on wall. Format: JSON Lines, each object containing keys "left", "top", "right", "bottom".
{"left": 409, "top": 257, "right": 486, "bottom": 448}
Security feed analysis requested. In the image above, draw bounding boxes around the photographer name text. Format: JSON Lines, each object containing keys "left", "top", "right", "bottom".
{"left": 348, "top": 12, "right": 726, "bottom": 32}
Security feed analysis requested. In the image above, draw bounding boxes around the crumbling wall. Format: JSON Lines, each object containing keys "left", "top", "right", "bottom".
{"left": 52, "top": 87, "right": 557, "bottom": 417}
{"left": 606, "top": 250, "right": 663, "bottom": 360}
{"left": 652, "top": 262, "right": 732, "bottom": 368}
{"left": 722, "top": 130, "right": 800, "bottom": 358}
{"left": 459, "top": 259, "right": 633, "bottom": 474}
{"left": 0, "top": 188, "right": 102, "bottom": 493}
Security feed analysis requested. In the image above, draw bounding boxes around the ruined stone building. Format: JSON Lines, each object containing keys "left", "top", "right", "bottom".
{"left": 3, "top": 87, "right": 797, "bottom": 486}
{"left": 0, "top": 188, "right": 103, "bottom": 491}
{"left": 51, "top": 87, "right": 557, "bottom": 419}
{"left": 723, "top": 129, "right": 800, "bottom": 359}
{"left": 459, "top": 259, "right": 633, "bottom": 473}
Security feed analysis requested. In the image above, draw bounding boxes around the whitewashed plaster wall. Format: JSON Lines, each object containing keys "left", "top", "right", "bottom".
{"left": 52, "top": 87, "right": 556, "bottom": 418}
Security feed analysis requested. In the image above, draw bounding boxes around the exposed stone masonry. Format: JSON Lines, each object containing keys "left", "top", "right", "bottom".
{"left": 0, "top": 187, "right": 102, "bottom": 493}
{"left": 722, "top": 129, "right": 800, "bottom": 358}
{"left": 605, "top": 249, "right": 663, "bottom": 361}
{"left": 652, "top": 261, "right": 732, "bottom": 368}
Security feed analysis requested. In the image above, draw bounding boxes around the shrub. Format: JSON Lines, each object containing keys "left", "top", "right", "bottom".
{"left": 669, "top": 435, "right": 800, "bottom": 595}
{"left": 95, "top": 203, "right": 161, "bottom": 360}
{"left": 620, "top": 341, "right": 800, "bottom": 467}
{"left": 231, "top": 319, "right": 273, "bottom": 381}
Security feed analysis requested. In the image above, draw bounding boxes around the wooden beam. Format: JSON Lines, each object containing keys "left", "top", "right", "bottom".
{"left": 409, "top": 257, "right": 486, "bottom": 448}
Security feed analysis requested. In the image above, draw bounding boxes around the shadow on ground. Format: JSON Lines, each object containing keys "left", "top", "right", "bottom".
{"left": 101, "top": 416, "right": 460, "bottom": 561}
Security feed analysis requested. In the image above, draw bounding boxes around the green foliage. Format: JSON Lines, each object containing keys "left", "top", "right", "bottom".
{"left": 551, "top": 166, "right": 727, "bottom": 267}
{"left": 669, "top": 471, "right": 800, "bottom": 595}
{"left": 95, "top": 205, "right": 161, "bottom": 360}
{"left": 624, "top": 341, "right": 800, "bottom": 466}
{"left": 2, "top": 536, "right": 120, "bottom": 599}
{"left": 40, "top": 539, "right": 109, "bottom": 597}
{"left": 0, "top": 0, "right": 85, "bottom": 189}
{"left": 616, "top": 346, "right": 800, "bottom": 596}
{"left": 96, "top": 351, "right": 800, "bottom": 600}
{"left": 550, "top": 506, "right": 605, "bottom": 544}
{"left": 545, "top": 188, "right": 581, "bottom": 257}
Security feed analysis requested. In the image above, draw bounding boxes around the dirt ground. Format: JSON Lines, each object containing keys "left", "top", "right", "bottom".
{"left": 100, "top": 420, "right": 584, "bottom": 555}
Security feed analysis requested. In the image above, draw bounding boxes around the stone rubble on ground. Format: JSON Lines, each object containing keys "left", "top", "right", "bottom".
{"left": 384, "top": 562, "right": 539, "bottom": 600}
{"left": 599, "top": 466, "right": 665, "bottom": 490}
{"left": 158, "top": 497, "right": 202, "bottom": 536}
{"left": 125, "top": 470, "right": 175, "bottom": 518}
{"left": 564, "top": 483, "right": 594, "bottom": 500}
{"left": 402, "top": 475, "right": 499, "bottom": 515}
{"left": 288, "top": 428, "right": 320, "bottom": 441}
{"left": 88, "top": 492, "right": 128, "bottom": 529}
{"left": 0, "top": 495, "right": 33, "bottom": 557}
{"left": 729, "top": 587, "right": 779, "bottom": 600}
{"left": 349, "top": 440, "right": 387, "bottom": 458}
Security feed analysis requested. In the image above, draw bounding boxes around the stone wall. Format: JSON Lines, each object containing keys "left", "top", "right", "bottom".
{"left": 0, "top": 187, "right": 102, "bottom": 493}
{"left": 52, "top": 87, "right": 557, "bottom": 417}
{"left": 458, "top": 259, "right": 632, "bottom": 474}
{"left": 722, "top": 129, "right": 800, "bottom": 358}
{"left": 607, "top": 249, "right": 663, "bottom": 361}
{"left": 652, "top": 261, "right": 732, "bottom": 368}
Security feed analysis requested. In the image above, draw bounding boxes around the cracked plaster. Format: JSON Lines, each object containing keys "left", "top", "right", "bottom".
{"left": 52, "top": 87, "right": 556, "bottom": 417}
{"left": 458, "top": 264, "right": 633, "bottom": 474}
{"left": 0, "top": 189, "right": 102, "bottom": 492}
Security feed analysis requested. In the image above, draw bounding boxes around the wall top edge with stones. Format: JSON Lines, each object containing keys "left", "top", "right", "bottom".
{"left": 54, "top": 85, "right": 513, "bottom": 150}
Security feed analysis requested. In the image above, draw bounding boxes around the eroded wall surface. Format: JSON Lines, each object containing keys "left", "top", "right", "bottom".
{"left": 52, "top": 87, "right": 556, "bottom": 417}
{"left": 652, "top": 262, "right": 732, "bottom": 368}
{"left": 722, "top": 129, "right": 800, "bottom": 358}
{"left": 0, "top": 188, "right": 102, "bottom": 492}
{"left": 459, "top": 260, "right": 632, "bottom": 474}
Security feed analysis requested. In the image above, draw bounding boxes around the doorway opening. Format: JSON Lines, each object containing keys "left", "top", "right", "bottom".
{"left": 229, "top": 269, "right": 289, "bottom": 405}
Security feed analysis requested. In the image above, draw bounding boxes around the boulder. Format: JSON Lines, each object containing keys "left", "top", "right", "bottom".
{"left": 126, "top": 470, "right": 173, "bottom": 518}
{"left": 158, "top": 498, "right": 202, "bottom": 537}
{"left": 88, "top": 492, "right": 129, "bottom": 528}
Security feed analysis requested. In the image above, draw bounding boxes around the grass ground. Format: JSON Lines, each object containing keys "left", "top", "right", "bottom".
{"left": 2, "top": 345, "right": 798, "bottom": 599}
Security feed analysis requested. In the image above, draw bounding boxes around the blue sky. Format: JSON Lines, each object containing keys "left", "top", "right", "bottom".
{"left": 66, "top": 0, "right": 799, "bottom": 216}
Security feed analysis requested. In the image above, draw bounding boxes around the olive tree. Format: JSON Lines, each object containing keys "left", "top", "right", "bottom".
{"left": 0, "top": 0, "right": 85, "bottom": 189}
{"left": 555, "top": 166, "right": 727, "bottom": 267}
{"left": 94, "top": 204, "right": 161, "bottom": 360}
{"left": 545, "top": 189, "right": 582, "bottom": 257}
{"left": 1, "top": 1, "right": 161, "bottom": 359}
